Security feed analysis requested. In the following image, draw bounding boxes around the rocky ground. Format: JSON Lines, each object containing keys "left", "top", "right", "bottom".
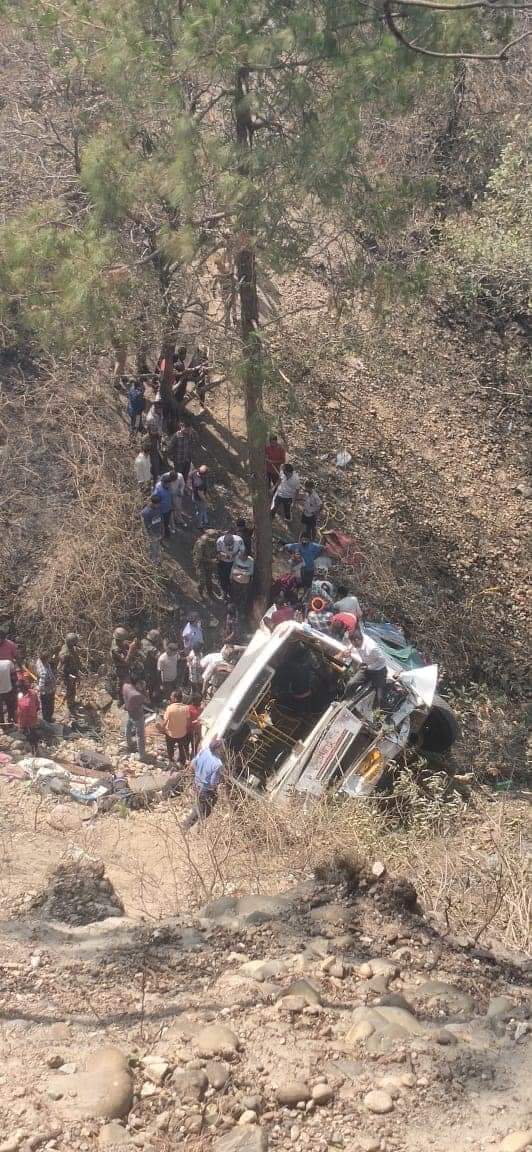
{"left": 0, "top": 856, "right": 531, "bottom": 1152}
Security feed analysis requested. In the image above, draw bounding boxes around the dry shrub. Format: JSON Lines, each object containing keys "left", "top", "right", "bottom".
{"left": 0, "top": 357, "right": 159, "bottom": 657}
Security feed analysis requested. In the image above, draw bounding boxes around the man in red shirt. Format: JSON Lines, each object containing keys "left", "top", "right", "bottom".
{"left": 265, "top": 434, "right": 286, "bottom": 488}
{"left": 17, "top": 681, "right": 40, "bottom": 754}
{"left": 0, "top": 628, "right": 18, "bottom": 663}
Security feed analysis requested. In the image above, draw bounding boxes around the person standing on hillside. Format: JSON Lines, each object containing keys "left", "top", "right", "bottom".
{"left": 153, "top": 473, "right": 174, "bottom": 538}
{"left": 265, "top": 433, "right": 286, "bottom": 489}
{"left": 0, "top": 656, "right": 17, "bottom": 726}
{"left": 16, "top": 679, "right": 40, "bottom": 755}
{"left": 157, "top": 641, "right": 180, "bottom": 697}
{"left": 186, "top": 643, "right": 204, "bottom": 692}
{"left": 167, "top": 469, "right": 186, "bottom": 529}
{"left": 271, "top": 462, "right": 300, "bottom": 523}
{"left": 161, "top": 689, "right": 191, "bottom": 764}
{"left": 182, "top": 612, "right": 204, "bottom": 653}
{"left": 216, "top": 531, "right": 244, "bottom": 599}
{"left": 58, "top": 633, "right": 81, "bottom": 712}
{"left": 189, "top": 464, "right": 210, "bottom": 528}
{"left": 348, "top": 630, "right": 388, "bottom": 706}
{"left": 0, "top": 628, "right": 18, "bottom": 664}
{"left": 134, "top": 440, "right": 153, "bottom": 492}
{"left": 141, "top": 493, "right": 163, "bottom": 564}
{"left": 122, "top": 675, "right": 149, "bottom": 761}
{"left": 127, "top": 379, "right": 146, "bottom": 435}
{"left": 284, "top": 533, "right": 324, "bottom": 589}
{"left": 145, "top": 399, "right": 163, "bottom": 480}
{"left": 166, "top": 420, "right": 196, "bottom": 484}
{"left": 301, "top": 480, "right": 322, "bottom": 539}
{"left": 182, "top": 739, "right": 225, "bottom": 829}
{"left": 35, "top": 651, "right": 56, "bottom": 722}
{"left": 192, "top": 529, "right": 218, "bottom": 597}
{"left": 230, "top": 548, "right": 255, "bottom": 615}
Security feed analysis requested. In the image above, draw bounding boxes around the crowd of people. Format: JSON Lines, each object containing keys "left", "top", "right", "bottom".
{"left": 1, "top": 341, "right": 374, "bottom": 828}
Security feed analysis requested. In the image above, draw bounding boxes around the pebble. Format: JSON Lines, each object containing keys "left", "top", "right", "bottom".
{"left": 239, "top": 1111, "right": 257, "bottom": 1125}
{"left": 311, "top": 1084, "right": 334, "bottom": 1105}
{"left": 364, "top": 1089, "right": 394, "bottom": 1115}
{"left": 276, "top": 1082, "right": 311, "bottom": 1107}
{"left": 197, "top": 1024, "right": 240, "bottom": 1057}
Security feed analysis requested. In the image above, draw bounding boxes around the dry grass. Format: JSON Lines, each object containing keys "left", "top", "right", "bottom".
{"left": 0, "top": 357, "right": 160, "bottom": 658}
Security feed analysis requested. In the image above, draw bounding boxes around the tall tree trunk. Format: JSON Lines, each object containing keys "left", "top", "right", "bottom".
{"left": 235, "top": 67, "right": 272, "bottom": 609}
{"left": 158, "top": 333, "right": 178, "bottom": 431}
{"left": 237, "top": 246, "right": 272, "bottom": 609}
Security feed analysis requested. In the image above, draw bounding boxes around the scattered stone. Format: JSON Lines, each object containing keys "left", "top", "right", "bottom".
{"left": 47, "top": 1055, "right": 65, "bottom": 1069}
{"left": 215, "top": 1125, "right": 268, "bottom": 1152}
{"left": 346, "top": 1004, "right": 425, "bottom": 1050}
{"left": 47, "top": 1046, "right": 133, "bottom": 1121}
{"left": 172, "top": 1069, "right": 209, "bottom": 1101}
{"left": 140, "top": 1058, "right": 169, "bottom": 1085}
{"left": 412, "top": 980, "right": 474, "bottom": 1014}
{"left": 206, "top": 1061, "right": 231, "bottom": 1090}
{"left": 239, "top": 1111, "right": 257, "bottom": 1125}
{"left": 279, "top": 979, "right": 322, "bottom": 1006}
{"left": 499, "top": 1132, "right": 532, "bottom": 1152}
{"left": 140, "top": 1081, "right": 158, "bottom": 1098}
{"left": 276, "top": 1082, "right": 311, "bottom": 1107}
{"left": 240, "top": 960, "right": 287, "bottom": 982}
{"left": 371, "top": 861, "right": 386, "bottom": 878}
{"left": 241, "top": 1096, "right": 262, "bottom": 1114}
{"left": 364, "top": 1089, "right": 394, "bottom": 1115}
{"left": 311, "top": 1083, "right": 334, "bottom": 1105}
{"left": 358, "top": 1139, "right": 381, "bottom": 1152}
{"left": 277, "top": 995, "right": 307, "bottom": 1014}
{"left": 98, "top": 1121, "right": 131, "bottom": 1146}
{"left": 197, "top": 1024, "right": 240, "bottom": 1057}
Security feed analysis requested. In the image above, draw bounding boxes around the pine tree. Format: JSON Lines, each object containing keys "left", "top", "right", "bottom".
{"left": 1, "top": 0, "right": 521, "bottom": 602}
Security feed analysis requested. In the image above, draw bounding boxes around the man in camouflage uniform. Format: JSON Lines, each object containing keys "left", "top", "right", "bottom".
{"left": 192, "top": 529, "right": 219, "bottom": 597}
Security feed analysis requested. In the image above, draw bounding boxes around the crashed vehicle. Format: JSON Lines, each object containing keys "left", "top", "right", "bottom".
{"left": 199, "top": 618, "right": 459, "bottom": 801}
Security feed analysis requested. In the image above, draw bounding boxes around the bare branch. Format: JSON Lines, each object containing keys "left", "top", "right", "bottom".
{"left": 383, "top": 0, "right": 532, "bottom": 59}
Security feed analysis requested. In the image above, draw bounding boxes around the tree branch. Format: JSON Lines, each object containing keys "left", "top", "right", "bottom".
{"left": 383, "top": 0, "right": 532, "bottom": 59}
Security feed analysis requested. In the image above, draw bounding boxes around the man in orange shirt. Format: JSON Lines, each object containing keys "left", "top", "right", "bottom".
{"left": 265, "top": 433, "right": 286, "bottom": 489}
{"left": 162, "top": 690, "right": 191, "bottom": 764}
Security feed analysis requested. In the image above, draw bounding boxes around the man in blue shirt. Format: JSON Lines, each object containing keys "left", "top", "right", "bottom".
{"left": 182, "top": 739, "right": 225, "bottom": 829}
{"left": 284, "top": 534, "right": 324, "bottom": 589}
{"left": 127, "top": 380, "right": 145, "bottom": 434}
{"left": 153, "top": 473, "right": 173, "bottom": 538}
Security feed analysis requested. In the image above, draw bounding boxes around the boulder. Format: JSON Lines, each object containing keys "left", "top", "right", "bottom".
{"left": 276, "top": 1081, "right": 311, "bottom": 1107}
{"left": 48, "top": 1047, "right": 132, "bottom": 1121}
{"left": 98, "top": 1121, "right": 132, "bottom": 1146}
{"left": 312, "top": 1083, "right": 334, "bottom": 1105}
{"left": 197, "top": 1024, "right": 240, "bottom": 1057}
{"left": 200, "top": 894, "right": 290, "bottom": 927}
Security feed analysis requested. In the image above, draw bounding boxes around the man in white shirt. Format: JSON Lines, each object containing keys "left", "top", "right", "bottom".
{"left": 157, "top": 642, "right": 180, "bottom": 695}
{"left": 230, "top": 549, "right": 255, "bottom": 613}
{"left": 0, "top": 658, "right": 17, "bottom": 725}
{"left": 271, "top": 463, "right": 300, "bottom": 523}
{"left": 301, "top": 480, "right": 321, "bottom": 538}
{"left": 349, "top": 630, "right": 388, "bottom": 706}
{"left": 134, "top": 442, "right": 152, "bottom": 489}
{"left": 167, "top": 470, "right": 186, "bottom": 528}
{"left": 216, "top": 532, "right": 244, "bottom": 598}
{"left": 200, "top": 645, "right": 235, "bottom": 692}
